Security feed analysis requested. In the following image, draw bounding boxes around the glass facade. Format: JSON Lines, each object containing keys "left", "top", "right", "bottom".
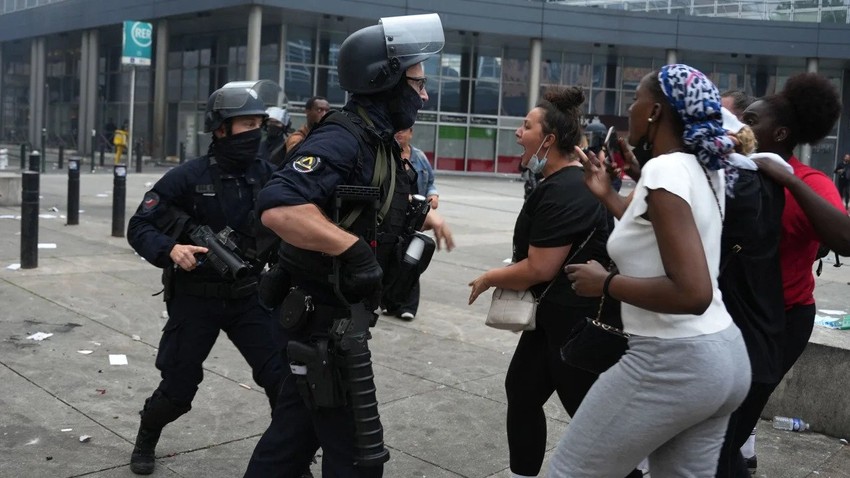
{"left": 1, "top": 0, "right": 66, "bottom": 14}
{"left": 0, "top": 2, "right": 846, "bottom": 172}
{"left": 548, "top": 0, "right": 850, "bottom": 23}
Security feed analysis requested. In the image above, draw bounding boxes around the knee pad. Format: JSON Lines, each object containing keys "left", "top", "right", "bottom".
{"left": 140, "top": 390, "right": 192, "bottom": 430}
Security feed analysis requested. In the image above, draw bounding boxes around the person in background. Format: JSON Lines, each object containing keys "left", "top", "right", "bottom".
{"left": 721, "top": 89, "right": 753, "bottom": 120}
{"left": 557, "top": 64, "right": 750, "bottom": 477}
{"left": 382, "top": 126, "right": 439, "bottom": 320}
{"left": 263, "top": 106, "right": 292, "bottom": 167}
{"left": 284, "top": 95, "right": 330, "bottom": 152}
{"left": 833, "top": 153, "right": 850, "bottom": 210}
{"left": 113, "top": 121, "right": 129, "bottom": 164}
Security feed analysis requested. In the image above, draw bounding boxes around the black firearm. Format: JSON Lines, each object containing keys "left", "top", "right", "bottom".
{"left": 190, "top": 225, "right": 251, "bottom": 280}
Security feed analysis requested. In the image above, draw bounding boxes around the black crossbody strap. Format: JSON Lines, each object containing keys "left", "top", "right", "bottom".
{"left": 537, "top": 227, "right": 597, "bottom": 302}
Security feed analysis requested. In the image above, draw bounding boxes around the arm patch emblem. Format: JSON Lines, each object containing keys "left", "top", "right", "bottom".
{"left": 292, "top": 156, "right": 321, "bottom": 173}
{"left": 142, "top": 192, "right": 160, "bottom": 212}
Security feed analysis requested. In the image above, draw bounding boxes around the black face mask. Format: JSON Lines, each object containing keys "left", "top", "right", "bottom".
{"left": 387, "top": 79, "right": 424, "bottom": 132}
{"left": 633, "top": 135, "right": 654, "bottom": 167}
{"left": 213, "top": 127, "right": 262, "bottom": 172}
{"left": 266, "top": 124, "right": 285, "bottom": 139}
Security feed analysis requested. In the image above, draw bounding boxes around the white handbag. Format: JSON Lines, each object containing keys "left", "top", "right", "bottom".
{"left": 485, "top": 288, "right": 538, "bottom": 332}
{"left": 484, "top": 228, "right": 597, "bottom": 333}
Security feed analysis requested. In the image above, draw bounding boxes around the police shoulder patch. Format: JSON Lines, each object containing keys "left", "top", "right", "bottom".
{"left": 292, "top": 156, "right": 321, "bottom": 173}
{"left": 142, "top": 192, "right": 160, "bottom": 212}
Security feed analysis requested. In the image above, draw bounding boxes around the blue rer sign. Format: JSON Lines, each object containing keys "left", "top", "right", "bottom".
{"left": 122, "top": 21, "right": 153, "bottom": 66}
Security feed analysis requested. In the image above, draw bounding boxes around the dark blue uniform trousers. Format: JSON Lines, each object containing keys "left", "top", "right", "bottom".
{"left": 244, "top": 326, "right": 384, "bottom": 478}
{"left": 153, "top": 292, "right": 284, "bottom": 411}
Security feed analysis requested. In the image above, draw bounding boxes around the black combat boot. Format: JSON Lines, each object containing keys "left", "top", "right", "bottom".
{"left": 130, "top": 424, "right": 161, "bottom": 475}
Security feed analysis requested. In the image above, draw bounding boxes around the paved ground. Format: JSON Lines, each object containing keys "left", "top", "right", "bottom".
{"left": 1, "top": 167, "right": 848, "bottom": 477}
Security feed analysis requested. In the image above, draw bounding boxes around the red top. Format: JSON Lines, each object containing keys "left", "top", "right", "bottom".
{"left": 780, "top": 157, "right": 844, "bottom": 308}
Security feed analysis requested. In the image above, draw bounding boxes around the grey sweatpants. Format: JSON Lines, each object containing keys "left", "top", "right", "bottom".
{"left": 549, "top": 324, "right": 750, "bottom": 478}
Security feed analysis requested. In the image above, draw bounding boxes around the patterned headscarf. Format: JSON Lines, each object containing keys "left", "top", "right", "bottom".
{"left": 658, "top": 64, "right": 738, "bottom": 195}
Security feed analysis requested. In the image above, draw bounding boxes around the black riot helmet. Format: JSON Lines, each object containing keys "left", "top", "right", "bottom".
{"left": 338, "top": 13, "right": 445, "bottom": 95}
{"left": 204, "top": 80, "right": 282, "bottom": 133}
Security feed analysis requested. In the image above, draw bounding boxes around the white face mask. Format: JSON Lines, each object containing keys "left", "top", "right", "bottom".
{"left": 526, "top": 136, "right": 551, "bottom": 175}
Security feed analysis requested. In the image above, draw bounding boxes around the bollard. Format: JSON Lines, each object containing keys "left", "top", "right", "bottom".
{"left": 90, "top": 130, "right": 96, "bottom": 172}
{"left": 99, "top": 143, "right": 105, "bottom": 167}
{"left": 67, "top": 159, "right": 80, "bottom": 225}
{"left": 20, "top": 143, "right": 27, "bottom": 170}
{"left": 179, "top": 142, "right": 186, "bottom": 164}
{"left": 21, "top": 171, "right": 39, "bottom": 269}
{"left": 28, "top": 151, "right": 41, "bottom": 172}
{"left": 58, "top": 144, "right": 64, "bottom": 169}
{"left": 112, "top": 164, "right": 127, "bottom": 237}
{"left": 135, "top": 140, "right": 143, "bottom": 173}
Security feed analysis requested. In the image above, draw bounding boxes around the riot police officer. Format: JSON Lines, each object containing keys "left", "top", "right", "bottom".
{"left": 244, "top": 13, "right": 451, "bottom": 478}
{"left": 126, "top": 80, "right": 285, "bottom": 475}
{"left": 263, "top": 105, "right": 292, "bottom": 167}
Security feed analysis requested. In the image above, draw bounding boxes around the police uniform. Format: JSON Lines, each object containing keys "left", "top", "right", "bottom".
{"left": 128, "top": 154, "right": 284, "bottom": 410}
{"left": 126, "top": 80, "right": 285, "bottom": 476}
{"left": 245, "top": 94, "right": 414, "bottom": 478}
{"left": 244, "top": 15, "right": 444, "bottom": 478}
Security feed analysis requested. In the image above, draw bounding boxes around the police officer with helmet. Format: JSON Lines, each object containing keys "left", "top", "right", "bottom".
{"left": 126, "top": 80, "right": 285, "bottom": 475}
{"left": 244, "top": 13, "right": 452, "bottom": 478}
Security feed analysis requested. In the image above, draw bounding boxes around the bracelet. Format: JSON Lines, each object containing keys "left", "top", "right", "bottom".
{"left": 602, "top": 271, "right": 619, "bottom": 298}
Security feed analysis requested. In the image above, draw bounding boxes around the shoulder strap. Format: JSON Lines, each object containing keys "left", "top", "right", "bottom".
{"left": 337, "top": 106, "right": 396, "bottom": 229}
{"left": 538, "top": 228, "right": 597, "bottom": 302}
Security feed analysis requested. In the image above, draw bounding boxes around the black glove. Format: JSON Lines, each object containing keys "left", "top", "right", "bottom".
{"left": 338, "top": 238, "right": 383, "bottom": 302}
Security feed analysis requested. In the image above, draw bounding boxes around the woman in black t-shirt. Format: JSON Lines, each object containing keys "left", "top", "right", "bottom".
{"left": 468, "top": 86, "right": 614, "bottom": 478}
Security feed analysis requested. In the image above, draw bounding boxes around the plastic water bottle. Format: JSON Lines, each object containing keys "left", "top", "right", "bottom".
{"left": 772, "top": 416, "right": 810, "bottom": 432}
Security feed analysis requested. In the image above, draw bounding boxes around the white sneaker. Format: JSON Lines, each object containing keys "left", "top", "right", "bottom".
{"left": 400, "top": 312, "right": 415, "bottom": 320}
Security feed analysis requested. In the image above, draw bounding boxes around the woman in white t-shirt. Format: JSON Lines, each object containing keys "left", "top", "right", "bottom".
{"left": 550, "top": 64, "right": 751, "bottom": 477}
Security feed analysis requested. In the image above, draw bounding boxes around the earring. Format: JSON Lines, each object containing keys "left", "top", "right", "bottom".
{"left": 647, "top": 118, "right": 654, "bottom": 123}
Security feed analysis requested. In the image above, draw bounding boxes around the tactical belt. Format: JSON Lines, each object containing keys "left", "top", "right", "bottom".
{"left": 173, "top": 278, "right": 258, "bottom": 299}
{"left": 311, "top": 302, "right": 350, "bottom": 321}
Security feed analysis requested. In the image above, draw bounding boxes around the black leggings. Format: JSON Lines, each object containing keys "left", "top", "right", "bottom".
{"left": 504, "top": 302, "right": 641, "bottom": 477}
{"left": 715, "top": 303, "right": 816, "bottom": 478}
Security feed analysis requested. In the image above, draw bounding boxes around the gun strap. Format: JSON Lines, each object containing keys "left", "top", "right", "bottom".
{"left": 207, "top": 156, "right": 268, "bottom": 263}
{"left": 338, "top": 106, "right": 395, "bottom": 230}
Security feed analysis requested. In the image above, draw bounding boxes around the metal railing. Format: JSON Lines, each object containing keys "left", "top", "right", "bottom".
{"left": 545, "top": 0, "right": 850, "bottom": 22}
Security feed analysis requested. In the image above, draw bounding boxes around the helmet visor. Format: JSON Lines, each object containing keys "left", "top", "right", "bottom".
{"left": 214, "top": 80, "right": 282, "bottom": 110}
{"left": 381, "top": 13, "right": 445, "bottom": 60}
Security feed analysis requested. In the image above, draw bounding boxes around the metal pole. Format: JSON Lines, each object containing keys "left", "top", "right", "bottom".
{"left": 40, "top": 128, "right": 46, "bottom": 172}
{"left": 58, "top": 144, "right": 64, "bottom": 169}
{"left": 28, "top": 151, "right": 41, "bottom": 172}
{"left": 135, "top": 140, "right": 143, "bottom": 173}
{"left": 20, "top": 143, "right": 27, "bottom": 170}
{"left": 112, "top": 164, "right": 127, "bottom": 237}
{"left": 127, "top": 66, "right": 136, "bottom": 167}
{"left": 100, "top": 142, "right": 105, "bottom": 167}
{"left": 67, "top": 159, "right": 80, "bottom": 225}
{"left": 21, "top": 171, "right": 39, "bottom": 269}
{"left": 90, "top": 129, "right": 96, "bottom": 172}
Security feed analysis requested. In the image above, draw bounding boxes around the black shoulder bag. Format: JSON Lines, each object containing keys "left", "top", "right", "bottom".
{"left": 560, "top": 261, "right": 629, "bottom": 375}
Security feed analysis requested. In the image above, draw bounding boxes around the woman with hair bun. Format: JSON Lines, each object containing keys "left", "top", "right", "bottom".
{"left": 468, "top": 86, "right": 616, "bottom": 478}
{"left": 556, "top": 65, "right": 751, "bottom": 477}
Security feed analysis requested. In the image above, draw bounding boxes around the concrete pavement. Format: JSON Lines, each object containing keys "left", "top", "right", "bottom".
{"left": 1, "top": 168, "right": 848, "bottom": 477}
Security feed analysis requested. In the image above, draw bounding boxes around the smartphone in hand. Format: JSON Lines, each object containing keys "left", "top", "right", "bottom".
{"left": 603, "top": 126, "right": 619, "bottom": 156}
